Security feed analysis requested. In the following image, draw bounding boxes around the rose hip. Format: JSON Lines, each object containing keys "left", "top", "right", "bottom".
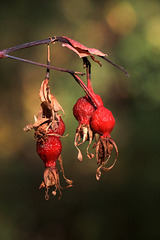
{"left": 73, "top": 94, "right": 103, "bottom": 161}
{"left": 24, "top": 77, "right": 73, "bottom": 199}
{"left": 90, "top": 105, "right": 118, "bottom": 180}
{"left": 36, "top": 135, "right": 62, "bottom": 168}
{"left": 90, "top": 105, "right": 115, "bottom": 138}
{"left": 73, "top": 94, "right": 103, "bottom": 125}
{"left": 73, "top": 96, "right": 95, "bottom": 125}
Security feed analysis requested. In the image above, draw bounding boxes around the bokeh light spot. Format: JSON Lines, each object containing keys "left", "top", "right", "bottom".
{"left": 145, "top": 16, "right": 160, "bottom": 51}
{"left": 106, "top": 2, "right": 137, "bottom": 36}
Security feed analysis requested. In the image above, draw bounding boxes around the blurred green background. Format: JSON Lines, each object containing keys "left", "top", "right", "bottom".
{"left": 0, "top": 0, "right": 160, "bottom": 239}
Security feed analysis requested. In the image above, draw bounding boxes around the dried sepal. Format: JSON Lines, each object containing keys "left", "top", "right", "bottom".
{"left": 74, "top": 124, "right": 94, "bottom": 161}
{"left": 58, "top": 155, "right": 73, "bottom": 186}
{"left": 39, "top": 78, "right": 65, "bottom": 114}
{"left": 39, "top": 155, "right": 73, "bottom": 200}
{"left": 57, "top": 36, "right": 107, "bottom": 66}
{"left": 86, "top": 127, "right": 94, "bottom": 159}
{"left": 23, "top": 123, "right": 34, "bottom": 132}
{"left": 39, "top": 167, "right": 62, "bottom": 200}
{"left": 74, "top": 143, "right": 83, "bottom": 162}
{"left": 48, "top": 132, "right": 69, "bottom": 138}
{"left": 95, "top": 136, "right": 118, "bottom": 180}
{"left": 23, "top": 77, "right": 65, "bottom": 142}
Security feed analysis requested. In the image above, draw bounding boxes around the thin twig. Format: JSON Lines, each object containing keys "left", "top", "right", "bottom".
{"left": 101, "top": 56, "right": 130, "bottom": 77}
{"left": 5, "top": 54, "right": 85, "bottom": 76}
{"left": 1, "top": 37, "right": 57, "bottom": 55}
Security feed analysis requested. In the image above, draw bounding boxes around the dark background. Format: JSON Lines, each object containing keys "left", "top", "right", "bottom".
{"left": 0, "top": 0, "right": 160, "bottom": 239}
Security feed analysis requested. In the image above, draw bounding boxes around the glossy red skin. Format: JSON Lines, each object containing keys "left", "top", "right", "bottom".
{"left": 73, "top": 95, "right": 103, "bottom": 125}
{"left": 91, "top": 106, "right": 115, "bottom": 138}
{"left": 36, "top": 136, "right": 62, "bottom": 168}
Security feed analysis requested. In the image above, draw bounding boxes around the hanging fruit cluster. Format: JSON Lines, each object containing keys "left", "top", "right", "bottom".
{"left": 72, "top": 57, "right": 118, "bottom": 181}
{"left": 24, "top": 77, "right": 73, "bottom": 199}
{"left": 0, "top": 36, "right": 128, "bottom": 199}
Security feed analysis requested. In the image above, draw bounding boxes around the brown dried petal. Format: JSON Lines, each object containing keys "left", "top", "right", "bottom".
{"left": 23, "top": 116, "right": 51, "bottom": 133}
{"left": 50, "top": 94, "right": 65, "bottom": 114}
{"left": 95, "top": 137, "right": 118, "bottom": 180}
{"left": 39, "top": 78, "right": 51, "bottom": 103}
{"left": 96, "top": 168, "right": 102, "bottom": 181}
{"left": 39, "top": 78, "right": 65, "bottom": 114}
{"left": 58, "top": 155, "right": 73, "bottom": 186}
{"left": 86, "top": 127, "right": 94, "bottom": 159}
{"left": 39, "top": 167, "right": 62, "bottom": 200}
{"left": 33, "top": 117, "right": 50, "bottom": 128}
{"left": 23, "top": 123, "right": 34, "bottom": 132}
{"left": 74, "top": 124, "right": 94, "bottom": 161}
{"left": 74, "top": 143, "right": 83, "bottom": 162}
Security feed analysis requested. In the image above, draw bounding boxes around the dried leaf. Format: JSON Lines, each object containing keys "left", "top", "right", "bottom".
{"left": 61, "top": 36, "right": 107, "bottom": 57}
{"left": 58, "top": 36, "right": 107, "bottom": 65}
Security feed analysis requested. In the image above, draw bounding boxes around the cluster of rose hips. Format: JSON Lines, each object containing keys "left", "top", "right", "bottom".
{"left": 0, "top": 36, "right": 128, "bottom": 200}
{"left": 73, "top": 57, "right": 118, "bottom": 181}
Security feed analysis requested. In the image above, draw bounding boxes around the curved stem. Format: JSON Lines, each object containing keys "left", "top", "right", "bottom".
{"left": 70, "top": 73, "right": 100, "bottom": 109}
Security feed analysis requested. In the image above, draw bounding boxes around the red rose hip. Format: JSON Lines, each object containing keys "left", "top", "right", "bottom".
{"left": 73, "top": 94, "right": 103, "bottom": 161}
{"left": 91, "top": 106, "right": 115, "bottom": 138}
{"left": 73, "top": 96, "right": 95, "bottom": 125}
{"left": 36, "top": 136, "right": 62, "bottom": 168}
